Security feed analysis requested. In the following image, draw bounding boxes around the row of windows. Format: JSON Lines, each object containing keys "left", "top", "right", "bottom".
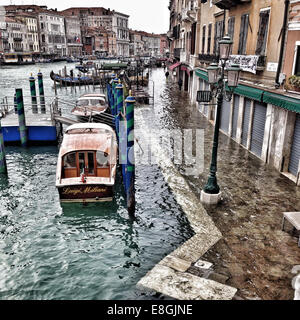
{"left": 201, "top": 9, "right": 270, "bottom": 56}
{"left": 117, "top": 18, "right": 128, "bottom": 28}
{"left": 40, "top": 15, "right": 64, "bottom": 22}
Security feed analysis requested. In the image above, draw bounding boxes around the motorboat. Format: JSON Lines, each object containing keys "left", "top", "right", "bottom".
{"left": 71, "top": 93, "right": 110, "bottom": 122}
{"left": 56, "top": 123, "right": 118, "bottom": 203}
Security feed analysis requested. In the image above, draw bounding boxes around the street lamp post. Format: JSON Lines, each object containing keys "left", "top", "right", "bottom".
{"left": 200, "top": 35, "right": 241, "bottom": 205}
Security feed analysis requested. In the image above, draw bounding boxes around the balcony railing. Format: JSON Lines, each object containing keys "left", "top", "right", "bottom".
{"left": 13, "top": 36, "right": 23, "bottom": 41}
{"left": 198, "top": 53, "right": 219, "bottom": 63}
{"left": 212, "top": 0, "right": 251, "bottom": 9}
{"left": 181, "top": 8, "right": 196, "bottom": 22}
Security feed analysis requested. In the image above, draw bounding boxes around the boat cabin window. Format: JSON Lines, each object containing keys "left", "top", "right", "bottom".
{"left": 96, "top": 151, "right": 109, "bottom": 168}
{"left": 63, "top": 152, "right": 76, "bottom": 168}
{"left": 87, "top": 152, "right": 95, "bottom": 174}
{"left": 62, "top": 151, "right": 111, "bottom": 179}
{"left": 79, "top": 152, "right": 85, "bottom": 173}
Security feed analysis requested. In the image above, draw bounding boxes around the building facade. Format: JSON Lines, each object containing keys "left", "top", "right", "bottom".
{"left": 38, "top": 10, "right": 67, "bottom": 56}
{"left": 4, "top": 16, "right": 28, "bottom": 54}
{"left": 61, "top": 7, "right": 119, "bottom": 56}
{"left": 168, "top": 0, "right": 300, "bottom": 186}
{"left": 112, "top": 11, "right": 130, "bottom": 57}
{"left": 160, "top": 34, "right": 168, "bottom": 56}
{"left": 64, "top": 16, "right": 82, "bottom": 57}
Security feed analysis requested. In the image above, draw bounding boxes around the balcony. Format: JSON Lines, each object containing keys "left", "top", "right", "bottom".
{"left": 0, "top": 32, "right": 8, "bottom": 39}
{"left": 212, "top": 0, "right": 251, "bottom": 9}
{"left": 198, "top": 53, "right": 219, "bottom": 63}
{"left": 181, "top": 8, "right": 196, "bottom": 23}
{"left": 13, "top": 36, "right": 23, "bottom": 41}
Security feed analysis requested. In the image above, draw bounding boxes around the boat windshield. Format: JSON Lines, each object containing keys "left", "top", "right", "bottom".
{"left": 77, "top": 99, "right": 89, "bottom": 106}
{"left": 77, "top": 99, "right": 106, "bottom": 106}
{"left": 90, "top": 99, "right": 106, "bottom": 106}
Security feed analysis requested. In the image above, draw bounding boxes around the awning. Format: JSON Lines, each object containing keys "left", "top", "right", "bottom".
{"left": 263, "top": 91, "right": 300, "bottom": 113}
{"left": 233, "top": 84, "right": 264, "bottom": 102}
{"left": 195, "top": 68, "right": 208, "bottom": 81}
{"left": 169, "top": 62, "right": 181, "bottom": 71}
{"left": 181, "top": 65, "right": 191, "bottom": 76}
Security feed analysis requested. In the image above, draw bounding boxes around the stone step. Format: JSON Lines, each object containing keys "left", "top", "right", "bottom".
{"left": 137, "top": 264, "right": 237, "bottom": 300}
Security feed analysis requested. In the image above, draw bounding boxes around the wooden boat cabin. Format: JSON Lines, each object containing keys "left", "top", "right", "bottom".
{"left": 56, "top": 123, "right": 118, "bottom": 203}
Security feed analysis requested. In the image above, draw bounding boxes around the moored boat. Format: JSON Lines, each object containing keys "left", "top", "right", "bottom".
{"left": 56, "top": 123, "right": 118, "bottom": 203}
{"left": 71, "top": 93, "right": 109, "bottom": 122}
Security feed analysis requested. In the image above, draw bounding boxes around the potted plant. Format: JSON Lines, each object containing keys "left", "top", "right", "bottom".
{"left": 284, "top": 75, "right": 300, "bottom": 92}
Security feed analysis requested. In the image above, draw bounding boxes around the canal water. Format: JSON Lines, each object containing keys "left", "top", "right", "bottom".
{"left": 0, "top": 63, "right": 194, "bottom": 300}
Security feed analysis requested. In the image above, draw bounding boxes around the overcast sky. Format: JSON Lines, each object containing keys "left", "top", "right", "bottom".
{"left": 1, "top": 0, "right": 170, "bottom": 34}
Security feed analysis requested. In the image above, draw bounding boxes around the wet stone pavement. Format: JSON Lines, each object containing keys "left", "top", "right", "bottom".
{"left": 149, "top": 69, "right": 300, "bottom": 300}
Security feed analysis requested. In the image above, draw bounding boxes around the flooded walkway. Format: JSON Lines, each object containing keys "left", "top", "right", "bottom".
{"left": 138, "top": 69, "right": 300, "bottom": 300}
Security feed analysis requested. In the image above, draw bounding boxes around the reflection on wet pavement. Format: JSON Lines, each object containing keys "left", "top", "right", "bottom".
{"left": 149, "top": 69, "right": 300, "bottom": 300}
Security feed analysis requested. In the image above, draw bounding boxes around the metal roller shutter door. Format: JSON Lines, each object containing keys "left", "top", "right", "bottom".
{"left": 231, "top": 95, "right": 240, "bottom": 139}
{"left": 250, "top": 102, "right": 267, "bottom": 157}
{"left": 241, "top": 98, "right": 251, "bottom": 147}
{"left": 220, "top": 99, "right": 231, "bottom": 133}
{"left": 288, "top": 114, "right": 300, "bottom": 176}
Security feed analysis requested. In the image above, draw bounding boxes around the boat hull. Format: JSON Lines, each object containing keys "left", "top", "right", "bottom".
{"left": 58, "top": 184, "right": 113, "bottom": 203}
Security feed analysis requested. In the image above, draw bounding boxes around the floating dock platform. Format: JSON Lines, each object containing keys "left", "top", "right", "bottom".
{"left": 1, "top": 110, "right": 58, "bottom": 144}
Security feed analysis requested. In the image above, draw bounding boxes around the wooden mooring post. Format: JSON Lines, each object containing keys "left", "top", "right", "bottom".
{"left": 0, "top": 119, "right": 7, "bottom": 174}
{"left": 29, "top": 74, "right": 38, "bottom": 114}
{"left": 125, "top": 92, "right": 135, "bottom": 215}
{"left": 15, "top": 88, "right": 28, "bottom": 147}
{"left": 37, "top": 71, "right": 46, "bottom": 114}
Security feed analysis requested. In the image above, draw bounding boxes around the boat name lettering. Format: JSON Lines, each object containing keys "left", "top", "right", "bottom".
{"left": 62, "top": 187, "right": 107, "bottom": 195}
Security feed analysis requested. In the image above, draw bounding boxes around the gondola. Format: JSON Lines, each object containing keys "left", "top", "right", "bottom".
{"left": 50, "top": 71, "right": 101, "bottom": 87}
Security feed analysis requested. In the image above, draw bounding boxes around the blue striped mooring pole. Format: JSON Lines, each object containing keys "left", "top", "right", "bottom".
{"left": 125, "top": 92, "right": 135, "bottom": 215}
{"left": 37, "top": 71, "right": 46, "bottom": 114}
{"left": 15, "top": 88, "right": 28, "bottom": 147}
{"left": 113, "top": 78, "right": 119, "bottom": 116}
{"left": 107, "top": 82, "right": 113, "bottom": 111}
{"left": 0, "top": 119, "right": 7, "bottom": 174}
{"left": 116, "top": 81, "right": 124, "bottom": 139}
{"left": 110, "top": 80, "right": 116, "bottom": 116}
{"left": 29, "top": 73, "right": 38, "bottom": 114}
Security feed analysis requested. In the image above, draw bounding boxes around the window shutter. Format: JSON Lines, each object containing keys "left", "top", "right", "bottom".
{"left": 238, "top": 14, "right": 249, "bottom": 55}
{"left": 207, "top": 23, "right": 212, "bottom": 54}
{"left": 255, "top": 10, "right": 270, "bottom": 56}
{"left": 213, "top": 21, "right": 217, "bottom": 54}
{"left": 228, "top": 17, "right": 235, "bottom": 41}
{"left": 242, "top": 14, "right": 249, "bottom": 54}
{"left": 202, "top": 25, "right": 206, "bottom": 54}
